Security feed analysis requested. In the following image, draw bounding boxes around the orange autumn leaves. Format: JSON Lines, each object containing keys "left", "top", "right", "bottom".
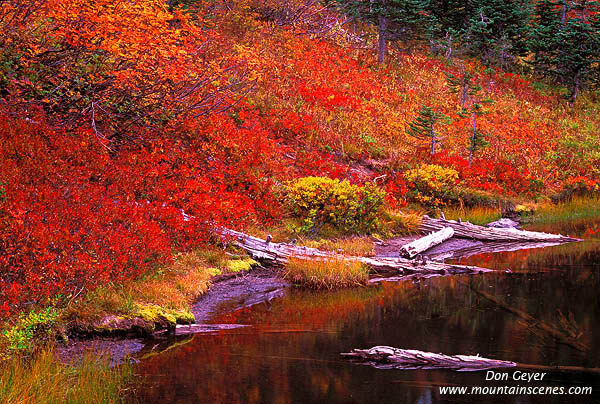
{"left": 0, "top": 0, "right": 238, "bottom": 133}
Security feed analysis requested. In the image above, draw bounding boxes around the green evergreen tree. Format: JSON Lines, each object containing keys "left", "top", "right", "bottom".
{"left": 444, "top": 67, "right": 482, "bottom": 112}
{"left": 406, "top": 104, "right": 447, "bottom": 155}
{"left": 528, "top": 0, "right": 600, "bottom": 103}
{"left": 426, "top": 0, "right": 531, "bottom": 67}
{"left": 468, "top": 103, "right": 490, "bottom": 167}
{"left": 325, "top": 0, "right": 430, "bottom": 63}
{"left": 528, "top": 0, "right": 562, "bottom": 75}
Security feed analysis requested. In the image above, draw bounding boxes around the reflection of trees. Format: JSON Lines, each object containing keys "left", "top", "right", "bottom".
{"left": 467, "top": 282, "right": 588, "bottom": 352}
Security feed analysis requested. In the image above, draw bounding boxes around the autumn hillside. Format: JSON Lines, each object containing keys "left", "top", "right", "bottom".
{"left": 1, "top": 0, "right": 599, "bottom": 316}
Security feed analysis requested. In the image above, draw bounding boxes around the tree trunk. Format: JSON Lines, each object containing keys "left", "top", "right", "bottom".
{"left": 399, "top": 227, "right": 454, "bottom": 259}
{"left": 420, "top": 216, "right": 581, "bottom": 242}
{"left": 570, "top": 75, "right": 581, "bottom": 105}
{"left": 430, "top": 124, "right": 436, "bottom": 154}
{"left": 378, "top": 15, "right": 387, "bottom": 64}
{"left": 468, "top": 283, "right": 589, "bottom": 352}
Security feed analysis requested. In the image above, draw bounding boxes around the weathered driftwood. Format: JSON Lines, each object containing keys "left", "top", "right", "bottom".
{"left": 341, "top": 346, "right": 516, "bottom": 371}
{"left": 399, "top": 227, "right": 454, "bottom": 259}
{"left": 342, "top": 346, "right": 600, "bottom": 374}
{"left": 217, "top": 227, "right": 491, "bottom": 276}
{"left": 468, "top": 284, "right": 589, "bottom": 352}
{"left": 420, "top": 215, "right": 580, "bottom": 242}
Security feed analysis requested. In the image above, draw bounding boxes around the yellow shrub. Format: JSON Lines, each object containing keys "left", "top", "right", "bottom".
{"left": 404, "top": 164, "right": 459, "bottom": 208}
{"left": 286, "top": 176, "right": 385, "bottom": 234}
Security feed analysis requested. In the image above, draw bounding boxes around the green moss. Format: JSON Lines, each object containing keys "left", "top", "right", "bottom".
{"left": 225, "top": 257, "right": 258, "bottom": 273}
{"left": 207, "top": 267, "right": 222, "bottom": 276}
{"left": 174, "top": 309, "right": 195, "bottom": 324}
{"left": 132, "top": 304, "right": 194, "bottom": 327}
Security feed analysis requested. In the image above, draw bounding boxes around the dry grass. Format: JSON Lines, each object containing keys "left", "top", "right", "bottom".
{"left": 443, "top": 206, "right": 502, "bottom": 225}
{"left": 0, "top": 345, "right": 134, "bottom": 404}
{"left": 304, "top": 237, "right": 375, "bottom": 257}
{"left": 64, "top": 249, "right": 222, "bottom": 324}
{"left": 283, "top": 257, "right": 370, "bottom": 289}
{"left": 378, "top": 209, "right": 424, "bottom": 236}
{"left": 244, "top": 218, "right": 299, "bottom": 243}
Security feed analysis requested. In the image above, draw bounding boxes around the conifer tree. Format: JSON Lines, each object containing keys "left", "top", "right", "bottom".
{"left": 325, "top": 0, "right": 429, "bottom": 63}
{"left": 444, "top": 67, "right": 482, "bottom": 112}
{"left": 426, "top": 0, "right": 531, "bottom": 67}
{"left": 528, "top": 0, "right": 600, "bottom": 103}
{"left": 406, "top": 104, "right": 447, "bottom": 155}
{"left": 468, "top": 103, "right": 489, "bottom": 167}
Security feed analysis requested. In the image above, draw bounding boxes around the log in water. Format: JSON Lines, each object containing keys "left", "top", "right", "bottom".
{"left": 342, "top": 346, "right": 600, "bottom": 374}
{"left": 420, "top": 216, "right": 580, "bottom": 242}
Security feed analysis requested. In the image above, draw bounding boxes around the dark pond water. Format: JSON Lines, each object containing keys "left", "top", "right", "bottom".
{"left": 133, "top": 220, "right": 600, "bottom": 403}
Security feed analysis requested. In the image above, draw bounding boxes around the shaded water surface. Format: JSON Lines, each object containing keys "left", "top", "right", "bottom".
{"left": 133, "top": 220, "right": 600, "bottom": 403}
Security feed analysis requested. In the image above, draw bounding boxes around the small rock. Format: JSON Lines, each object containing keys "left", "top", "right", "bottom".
{"left": 486, "top": 218, "right": 520, "bottom": 229}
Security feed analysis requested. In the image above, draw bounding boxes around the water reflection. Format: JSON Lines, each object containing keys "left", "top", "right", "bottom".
{"left": 134, "top": 221, "right": 600, "bottom": 403}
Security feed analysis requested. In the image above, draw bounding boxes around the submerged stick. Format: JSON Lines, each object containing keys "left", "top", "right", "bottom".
{"left": 341, "top": 346, "right": 600, "bottom": 374}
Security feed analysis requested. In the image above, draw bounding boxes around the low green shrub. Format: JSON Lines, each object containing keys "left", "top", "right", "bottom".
{"left": 2, "top": 307, "right": 59, "bottom": 353}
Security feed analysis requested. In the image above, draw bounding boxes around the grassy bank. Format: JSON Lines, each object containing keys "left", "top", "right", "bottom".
{"left": 526, "top": 195, "right": 600, "bottom": 224}
{"left": 0, "top": 247, "right": 260, "bottom": 357}
{"left": 0, "top": 346, "right": 134, "bottom": 404}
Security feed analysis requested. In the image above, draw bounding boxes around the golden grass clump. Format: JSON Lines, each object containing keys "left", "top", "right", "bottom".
{"left": 377, "top": 209, "right": 424, "bottom": 236}
{"left": 0, "top": 346, "right": 134, "bottom": 404}
{"left": 283, "top": 257, "right": 370, "bottom": 289}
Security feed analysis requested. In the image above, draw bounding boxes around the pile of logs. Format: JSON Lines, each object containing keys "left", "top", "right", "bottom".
{"left": 217, "top": 215, "right": 579, "bottom": 277}
{"left": 217, "top": 227, "right": 489, "bottom": 276}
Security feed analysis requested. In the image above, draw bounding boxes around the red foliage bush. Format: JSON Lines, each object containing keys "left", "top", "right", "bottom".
{"left": 432, "top": 151, "right": 533, "bottom": 195}
{"left": 0, "top": 106, "right": 285, "bottom": 316}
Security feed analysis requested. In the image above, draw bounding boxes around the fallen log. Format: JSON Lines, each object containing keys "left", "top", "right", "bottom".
{"left": 399, "top": 227, "right": 454, "bottom": 258}
{"left": 342, "top": 346, "right": 516, "bottom": 371}
{"left": 217, "top": 227, "right": 492, "bottom": 276}
{"left": 341, "top": 346, "right": 600, "bottom": 374}
{"left": 420, "top": 216, "right": 580, "bottom": 242}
